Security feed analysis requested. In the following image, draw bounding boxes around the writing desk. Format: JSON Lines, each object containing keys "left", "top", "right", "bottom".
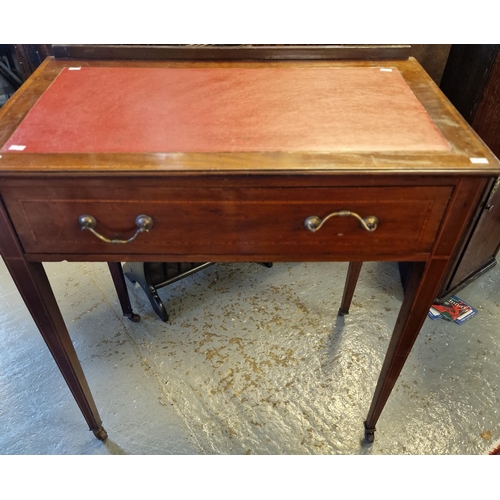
{"left": 0, "top": 53, "right": 498, "bottom": 444}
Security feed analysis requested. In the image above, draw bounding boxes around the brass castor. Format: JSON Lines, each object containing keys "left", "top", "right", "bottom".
{"left": 93, "top": 428, "right": 108, "bottom": 441}
{"left": 364, "top": 422, "right": 376, "bottom": 443}
{"left": 128, "top": 313, "right": 141, "bottom": 323}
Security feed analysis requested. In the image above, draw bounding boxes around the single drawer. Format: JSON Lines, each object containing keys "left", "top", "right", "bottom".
{"left": 2, "top": 182, "right": 453, "bottom": 259}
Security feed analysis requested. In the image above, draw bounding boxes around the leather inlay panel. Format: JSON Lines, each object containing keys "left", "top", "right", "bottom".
{"left": 1, "top": 67, "right": 449, "bottom": 154}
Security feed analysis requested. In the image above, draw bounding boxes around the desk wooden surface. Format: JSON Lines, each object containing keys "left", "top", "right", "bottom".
{"left": 0, "top": 56, "right": 498, "bottom": 444}
{"left": 0, "top": 57, "right": 497, "bottom": 172}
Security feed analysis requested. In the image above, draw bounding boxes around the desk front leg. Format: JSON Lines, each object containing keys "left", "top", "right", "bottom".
{"left": 364, "top": 260, "right": 438, "bottom": 442}
{"left": 363, "top": 176, "right": 491, "bottom": 443}
{"left": 0, "top": 202, "right": 107, "bottom": 440}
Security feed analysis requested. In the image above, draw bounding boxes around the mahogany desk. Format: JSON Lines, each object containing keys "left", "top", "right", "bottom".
{"left": 0, "top": 55, "right": 499, "bottom": 444}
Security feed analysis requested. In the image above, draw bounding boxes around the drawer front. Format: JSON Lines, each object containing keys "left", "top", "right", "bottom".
{"left": 3, "top": 184, "right": 453, "bottom": 259}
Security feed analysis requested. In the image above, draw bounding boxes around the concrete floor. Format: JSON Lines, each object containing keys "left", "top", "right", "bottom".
{"left": 0, "top": 256, "right": 499, "bottom": 455}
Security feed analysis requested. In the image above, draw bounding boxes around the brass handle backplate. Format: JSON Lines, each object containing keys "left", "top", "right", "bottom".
{"left": 78, "top": 214, "right": 154, "bottom": 244}
{"left": 304, "top": 210, "right": 378, "bottom": 233}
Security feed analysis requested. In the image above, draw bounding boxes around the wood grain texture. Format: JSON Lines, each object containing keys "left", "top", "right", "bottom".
{"left": 2, "top": 179, "right": 453, "bottom": 258}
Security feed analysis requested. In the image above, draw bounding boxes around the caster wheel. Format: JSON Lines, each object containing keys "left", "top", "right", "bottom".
{"left": 364, "top": 430, "right": 375, "bottom": 443}
{"left": 363, "top": 421, "right": 376, "bottom": 443}
{"left": 93, "top": 428, "right": 108, "bottom": 441}
{"left": 128, "top": 313, "right": 141, "bottom": 323}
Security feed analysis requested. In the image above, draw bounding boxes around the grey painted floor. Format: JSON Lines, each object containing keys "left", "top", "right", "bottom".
{"left": 0, "top": 257, "right": 499, "bottom": 455}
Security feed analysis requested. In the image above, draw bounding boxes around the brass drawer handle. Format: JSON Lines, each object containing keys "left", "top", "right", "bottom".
{"left": 304, "top": 210, "right": 378, "bottom": 233}
{"left": 78, "top": 214, "right": 154, "bottom": 244}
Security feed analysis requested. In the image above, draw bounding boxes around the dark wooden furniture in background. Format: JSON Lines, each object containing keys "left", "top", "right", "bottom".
{"left": 0, "top": 45, "right": 52, "bottom": 89}
{"left": 0, "top": 45, "right": 499, "bottom": 445}
{"left": 434, "top": 45, "right": 500, "bottom": 300}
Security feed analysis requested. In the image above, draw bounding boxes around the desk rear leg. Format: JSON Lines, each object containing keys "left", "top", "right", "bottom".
{"left": 108, "top": 262, "right": 141, "bottom": 322}
{"left": 338, "top": 262, "right": 363, "bottom": 315}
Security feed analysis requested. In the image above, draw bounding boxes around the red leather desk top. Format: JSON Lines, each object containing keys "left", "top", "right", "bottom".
{"left": 2, "top": 66, "right": 449, "bottom": 154}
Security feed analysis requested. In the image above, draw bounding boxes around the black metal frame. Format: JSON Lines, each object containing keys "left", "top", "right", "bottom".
{"left": 123, "top": 261, "right": 273, "bottom": 322}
